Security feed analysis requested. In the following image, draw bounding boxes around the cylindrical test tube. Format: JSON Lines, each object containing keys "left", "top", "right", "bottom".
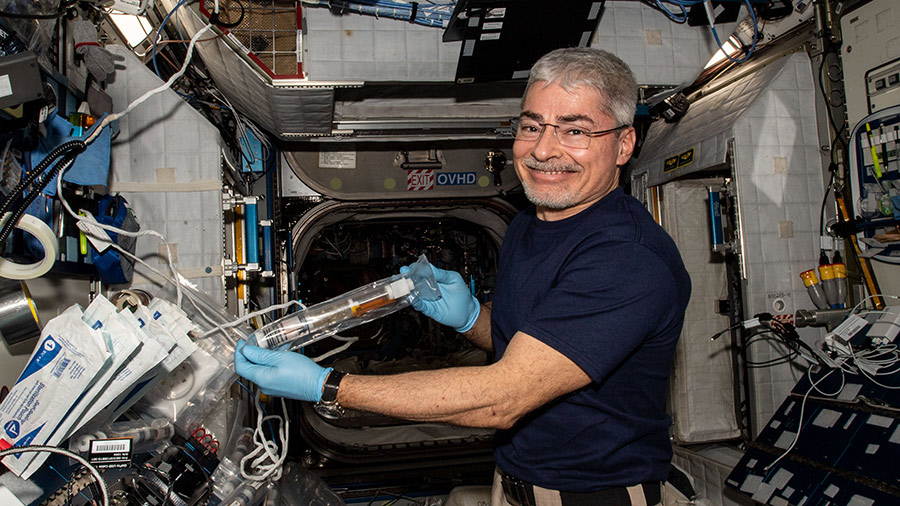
{"left": 800, "top": 269, "right": 828, "bottom": 309}
{"left": 229, "top": 427, "right": 254, "bottom": 462}
{"left": 218, "top": 478, "right": 267, "bottom": 506}
{"left": 250, "top": 276, "right": 415, "bottom": 350}
{"left": 210, "top": 457, "right": 244, "bottom": 502}
{"left": 264, "top": 481, "right": 281, "bottom": 506}
{"left": 818, "top": 264, "right": 839, "bottom": 307}
{"left": 70, "top": 418, "right": 175, "bottom": 455}
{"left": 832, "top": 262, "right": 847, "bottom": 308}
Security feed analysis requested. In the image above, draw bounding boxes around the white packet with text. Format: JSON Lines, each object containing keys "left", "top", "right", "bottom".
{"left": 0, "top": 305, "right": 111, "bottom": 478}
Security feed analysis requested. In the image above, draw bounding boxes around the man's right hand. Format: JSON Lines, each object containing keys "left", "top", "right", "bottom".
{"left": 401, "top": 264, "right": 480, "bottom": 333}
{"left": 234, "top": 340, "right": 332, "bottom": 402}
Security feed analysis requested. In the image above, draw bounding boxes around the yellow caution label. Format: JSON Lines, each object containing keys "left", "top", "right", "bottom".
{"left": 664, "top": 148, "right": 695, "bottom": 173}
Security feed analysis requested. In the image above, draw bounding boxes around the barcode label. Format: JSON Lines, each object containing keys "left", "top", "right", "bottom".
{"left": 91, "top": 440, "right": 130, "bottom": 453}
{"left": 89, "top": 438, "right": 133, "bottom": 469}
{"left": 259, "top": 319, "right": 308, "bottom": 349}
{"left": 52, "top": 358, "right": 71, "bottom": 378}
{"left": 833, "top": 314, "right": 868, "bottom": 342}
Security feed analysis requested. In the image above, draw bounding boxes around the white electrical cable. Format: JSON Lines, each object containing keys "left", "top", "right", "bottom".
{"left": 52, "top": 14, "right": 356, "bottom": 357}
{"left": 56, "top": 174, "right": 184, "bottom": 306}
{"left": 763, "top": 368, "right": 839, "bottom": 472}
{"left": 198, "top": 299, "right": 304, "bottom": 339}
{"left": 35, "top": 19, "right": 222, "bottom": 309}
{"left": 847, "top": 342, "right": 900, "bottom": 389}
{"left": 50, "top": 20, "right": 217, "bottom": 309}
{"left": 118, "top": 23, "right": 216, "bottom": 123}
{"left": 0, "top": 212, "right": 59, "bottom": 280}
{"left": 0, "top": 137, "right": 11, "bottom": 173}
{"left": 851, "top": 294, "right": 900, "bottom": 314}
{"left": 241, "top": 393, "right": 289, "bottom": 482}
{"left": 311, "top": 337, "right": 358, "bottom": 362}
{"left": 0, "top": 445, "right": 109, "bottom": 506}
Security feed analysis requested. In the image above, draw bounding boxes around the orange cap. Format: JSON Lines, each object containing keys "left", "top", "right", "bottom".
{"left": 818, "top": 264, "right": 835, "bottom": 281}
{"left": 832, "top": 263, "right": 846, "bottom": 279}
{"left": 800, "top": 269, "right": 819, "bottom": 287}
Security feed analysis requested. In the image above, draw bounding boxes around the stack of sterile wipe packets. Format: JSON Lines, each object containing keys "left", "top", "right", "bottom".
{"left": 74, "top": 304, "right": 172, "bottom": 432}
{"left": 104, "top": 303, "right": 197, "bottom": 425}
{"left": 19, "top": 296, "right": 156, "bottom": 477}
{"left": 0, "top": 305, "right": 111, "bottom": 478}
{"left": 0, "top": 294, "right": 201, "bottom": 479}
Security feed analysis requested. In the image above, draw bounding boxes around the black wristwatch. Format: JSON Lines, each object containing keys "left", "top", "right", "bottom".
{"left": 314, "top": 370, "right": 346, "bottom": 420}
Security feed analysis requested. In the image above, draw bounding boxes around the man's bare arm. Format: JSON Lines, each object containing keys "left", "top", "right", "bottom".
{"left": 337, "top": 331, "right": 591, "bottom": 429}
{"left": 461, "top": 303, "right": 493, "bottom": 351}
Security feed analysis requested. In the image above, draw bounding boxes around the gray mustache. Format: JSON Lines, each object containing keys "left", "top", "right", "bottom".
{"left": 522, "top": 158, "right": 580, "bottom": 173}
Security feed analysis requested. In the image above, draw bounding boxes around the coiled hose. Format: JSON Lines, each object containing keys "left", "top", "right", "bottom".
{"left": 0, "top": 141, "right": 86, "bottom": 250}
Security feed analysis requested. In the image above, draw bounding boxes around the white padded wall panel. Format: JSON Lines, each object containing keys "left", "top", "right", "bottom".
{"left": 634, "top": 53, "right": 827, "bottom": 440}
{"left": 663, "top": 180, "right": 740, "bottom": 444}
{"left": 732, "top": 54, "right": 826, "bottom": 435}
{"left": 673, "top": 444, "right": 755, "bottom": 506}
{"left": 303, "top": 7, "right": 459, "bottom": 82}
{"left": 105, "top": 45, "right": 226, "bottom": 303}
{"left": 304, "top": 1, "right": 740, "bottom": 85}
{"left": 591, "top": 2, "right": 742, "bottom": 86}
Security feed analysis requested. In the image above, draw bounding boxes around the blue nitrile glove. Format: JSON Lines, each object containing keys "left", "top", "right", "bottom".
{"left": 400, "top": 264, "right": 480, "bottom": 332}
{"left": 234, "top": 340, "right": 332, "bottom": 402}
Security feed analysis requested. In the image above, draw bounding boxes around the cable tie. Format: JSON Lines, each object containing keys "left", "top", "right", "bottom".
{"left": 409, "top": 1, "right": 418, "bottom": 22}
{"left": 74, "top": 41, "right": 101, "bottom": 51}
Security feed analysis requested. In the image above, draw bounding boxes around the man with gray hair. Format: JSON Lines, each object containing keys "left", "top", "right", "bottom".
{"left": 235, "top": 47, "right": 691, "bottom": 506}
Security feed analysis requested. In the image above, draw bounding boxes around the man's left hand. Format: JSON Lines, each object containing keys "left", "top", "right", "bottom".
{"left": 234, "top": 340, "right": 332, "bottom": 402}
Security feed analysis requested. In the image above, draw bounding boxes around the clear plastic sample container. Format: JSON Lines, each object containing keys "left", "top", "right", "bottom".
{"left": 249, "top": 255, "right": 440, "bottom": 350}
{"left": 69, "top": 418, "right": 174, "bottom": 456}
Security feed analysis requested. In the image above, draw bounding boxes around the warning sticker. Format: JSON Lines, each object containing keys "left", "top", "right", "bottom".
{"left": 319, "top": 148, "right": 357, "bottom": 169}
{"left": 407, "top": 170, "right": 435, "bottom": 191}
{"left": 664, "top": 147, "right": 694, "bottom": 173}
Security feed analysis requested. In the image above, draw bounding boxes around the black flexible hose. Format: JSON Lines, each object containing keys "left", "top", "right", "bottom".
{"left": 0, "top": 140, "right": 87, "bottom": 218}
{"left": 0, "top": 151, "right": 80, "bottom": 248}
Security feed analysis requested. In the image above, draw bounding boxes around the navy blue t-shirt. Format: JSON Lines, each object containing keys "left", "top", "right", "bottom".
{"left": 491, "top": 187, "right": 691, "bottom": 493}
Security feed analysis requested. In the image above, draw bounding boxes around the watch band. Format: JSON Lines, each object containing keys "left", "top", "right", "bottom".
{"left": 320, "top": 370, "right": 345, "bottom": 403}
{"left": 316, "top": 370, "right": 346, "bottom": 420}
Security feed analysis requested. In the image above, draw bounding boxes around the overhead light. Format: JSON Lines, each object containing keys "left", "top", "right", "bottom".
{"left": 704, "top": 35, "right": 741, "bottom": 69}
{"left": 107, "top": 10, "right": 153, "bottom": 48}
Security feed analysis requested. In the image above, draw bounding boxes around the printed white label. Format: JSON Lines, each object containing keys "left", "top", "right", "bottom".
{"left": 76, "top": 212, "right": 113, "bottom": 253}
{"left": 319, "top": 149, "right": 357, "bottom": 169}
{"left": 0, "top": 75, "right": 12, "bottom": 98}
{"left": 89, "top": 438, "right": 133, "bottom": 469}
{"left": 480, "top": 33, "right": 501, "bottom": 41}
{"left": 91, "top": 439, "right": 131, "bottom": 453}
{"left": 483, "top": 22, "right": 503, "bottom": 31}
{"left": 833, "top": 314, "right": 868, "bottom": 342}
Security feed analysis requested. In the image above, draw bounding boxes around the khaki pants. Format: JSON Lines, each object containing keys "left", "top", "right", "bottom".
{"left": 490, "top": 469, "right": 668, "bottom": 506}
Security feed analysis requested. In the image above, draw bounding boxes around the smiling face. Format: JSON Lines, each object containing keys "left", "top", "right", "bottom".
{"left": 513, "top": 81, "right": 636, "bottom": 222}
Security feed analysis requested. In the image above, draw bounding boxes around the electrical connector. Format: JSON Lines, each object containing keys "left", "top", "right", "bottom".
{"left": 866, "top": 308, "right": 900, "bottom": 346}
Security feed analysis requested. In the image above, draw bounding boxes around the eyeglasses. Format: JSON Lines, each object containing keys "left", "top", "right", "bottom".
{"left": 511, "top": 117, "right": 629, "bottom": 149}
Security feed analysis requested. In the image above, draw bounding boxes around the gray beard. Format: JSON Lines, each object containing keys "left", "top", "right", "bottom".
{"left": 521, "top": 159, "right": 581, "bottom": 209}
{"left": 521, "top": 180, "right": 577, "bottom": 209}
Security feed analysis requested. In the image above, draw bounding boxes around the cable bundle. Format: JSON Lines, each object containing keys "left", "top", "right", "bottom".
{"left": 0, "top": 140, "right": 86, "bottom": 250}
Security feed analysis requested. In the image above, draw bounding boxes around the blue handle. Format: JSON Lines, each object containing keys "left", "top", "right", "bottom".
{"left": 708, "top": 188, "right": 723, "bottom": 249}
{"left": 245, "top": 201, "right": 259, "bottom": 265}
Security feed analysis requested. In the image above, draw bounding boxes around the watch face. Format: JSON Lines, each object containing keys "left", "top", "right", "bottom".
{"left": 315, "top": 402, "right": 344, "bottom": 420}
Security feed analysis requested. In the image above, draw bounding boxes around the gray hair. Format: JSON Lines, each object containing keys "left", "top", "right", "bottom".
{"left": 524, "top": 47, "right": 638, "bottom": 127}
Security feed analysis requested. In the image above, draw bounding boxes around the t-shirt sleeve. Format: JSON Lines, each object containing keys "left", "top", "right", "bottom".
{"left": 518, "top": 241, "right": 682, "bottom": 382}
